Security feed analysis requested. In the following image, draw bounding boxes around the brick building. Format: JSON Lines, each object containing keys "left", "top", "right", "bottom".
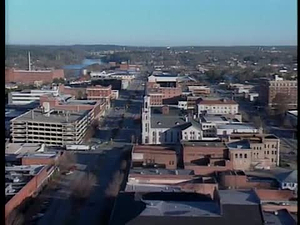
{"left": 132, "top": 145, "right": 178, "bottom": 169}
{"left": 218, "top": 170, "right": 278, "bottom": 189}
{"left": 5, "top": 68, "right": 64, "bottom": 85}
{"left": 258, "top": 77, "right": 297, "bottom": 109}
{"left": 181, "top": 141, "right": 232, "bottom": 175}
{"left": 86, "top": 85, "right": 112, "bottom": 100}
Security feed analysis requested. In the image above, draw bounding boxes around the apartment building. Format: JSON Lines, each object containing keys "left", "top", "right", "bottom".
{"left": 259, "top": 76, "right": 297, "bottom": 109}
{"left": 197, "top": 99, "right": 239, "bottom": 116}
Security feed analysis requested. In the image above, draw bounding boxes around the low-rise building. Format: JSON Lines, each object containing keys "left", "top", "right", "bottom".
{"left": 8, "top": 87, "right": 59, "bottom": 105}
{"left": 182, "top": 141, "right": 232, "bottom": 175}
{"left": 5, "top": 165, "right": 55, "bottom": 219}
{"left": 110, "top": 190, "right": 270, "bottom": 225}
{"left": 132, "top": 145, "right": 177, "bottom": 169}
{"left": 197, "top": 99, "right": 239, "bottom": 116}
{"left": 5, "top": 68, "right": 64, "bottom": 85}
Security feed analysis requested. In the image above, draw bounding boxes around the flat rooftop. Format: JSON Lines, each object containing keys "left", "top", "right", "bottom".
{"left": 130, "top": 168, "right": 194, "bottom": 176}
{"left": 226, "top": 140, "right": 251, "bottom": 150}
{"left": 201, "top": 115, "right": 228, "bottom": 123}
{"left": 12, "top": 108, "right": 89, "bottom": 123}
{"left": 5, "top": 143, "right": 42, "bottom": 155}
{"left": 219, "top": 190, "right": 259, "bottom": 205}
{"left": 263, "top": 210, "right": 297, "bottom": 225}
{"left": 133, "top": 145, "right": 177, "bottom": 153}
{"left": 217, "top": 123, "right": 256, "bottom": 130}
{"left": 181, "top": 140, "right": 225, "bottom": 148}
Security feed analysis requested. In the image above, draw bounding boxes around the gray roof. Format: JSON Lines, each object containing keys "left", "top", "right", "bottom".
{"left": 275, "top": 170, "right": 297, "bottom": 183}
{"left": 12, "top": 108, "right": 89, "bottom": 124}
{"left": 150, "top": 107, "right": 187, "bottom": 128}
{"left": 263, "top": 210, "right": 297, "bottom": 225}
{"left": 226, "top": 140, "right": 251, "bottom": 150}
{"left": 219, "top": 190, "right": 260, "bottom": 205}
{"left": 217, "top": 123, "right": 256, "bottom": 130}
{"left": 140, "top": 200, "right": 220, "bottom": 217}
{"left": 130, "top": 168, "right": 194, "bottom": 176}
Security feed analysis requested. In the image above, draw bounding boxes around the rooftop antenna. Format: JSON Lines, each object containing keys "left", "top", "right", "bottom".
{"left": 28, "top": 51, "right": 31, "bottom": 71}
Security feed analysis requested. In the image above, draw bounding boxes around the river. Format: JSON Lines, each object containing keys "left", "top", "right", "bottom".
{"left": 63, "top": 58, "right": 104, "bottom": 77}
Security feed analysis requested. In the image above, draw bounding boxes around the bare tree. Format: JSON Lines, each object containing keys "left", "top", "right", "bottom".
{"left": 105, "top": 171, "right": 124, "bottom": 197}
{"left": 56, "top": 151, "right": 76, "bottom": 173}
{"left": 6, "top": 209, "right": 24, "bottom": 225}
{"left": 252, "top": 116, "right": 263, "bottom": 129}
{"left": 71, "top": 172, "right": 97, "bottom": 200}
{"left": 120, "top": 160, "right": 127, "bottom": 171}
{"left": 241, "top": 111, "right": 250, "bottom": 122}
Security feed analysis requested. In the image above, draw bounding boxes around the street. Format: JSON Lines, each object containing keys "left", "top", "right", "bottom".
{"left": 33, "top": 74, "right": 145, "bottom": 225}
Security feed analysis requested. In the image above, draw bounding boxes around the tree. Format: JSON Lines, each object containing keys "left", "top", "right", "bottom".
{"left": 272, "top": 93, "right": 289, "bottom": 115}
{"left": 76, "top": 90, "right": 84, "bottom": 100}
{"left": 252, "top": 116, "right": 263, "bottom": 129}
{"left": 70, "top": 172, "right": 97, "bottom": 213}
{"left": 6, "top": 209, "right": 24, "bottom": 225}
{"left": 53, "top": 78, "right": 65, "bottom": 84}
{"left": 56, "top": 151, "right": 76, "bottom": 173}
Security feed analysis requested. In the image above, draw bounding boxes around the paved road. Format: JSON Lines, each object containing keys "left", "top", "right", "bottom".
{"left": 34, "top": 74, "right": 145, "bottom": 225}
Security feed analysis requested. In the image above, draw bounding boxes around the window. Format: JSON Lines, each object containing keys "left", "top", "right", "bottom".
{"left": 267, "top": 151, "right": 269, "bottom": 154}
{"left": 244, "top": 154, "right": 247, "bottom": 158}
{"left": 239, "top": 153, "right": 242, "bottom": 158}
{"left": 235, "top": 154, "right": 238, "bottom": 158}
{"left": 271, "top": 158, "right": 274, "bottom": 162}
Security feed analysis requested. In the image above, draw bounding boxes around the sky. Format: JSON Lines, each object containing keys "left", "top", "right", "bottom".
{"left": 5, "top": 0, "right": 297, "bottom": 46}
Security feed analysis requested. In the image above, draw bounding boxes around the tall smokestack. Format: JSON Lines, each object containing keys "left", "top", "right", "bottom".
{"left": 28, "top": 51, "right": 31, "bottom": 71}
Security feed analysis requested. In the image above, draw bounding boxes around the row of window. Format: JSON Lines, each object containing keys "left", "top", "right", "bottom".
{"left": 235, "top": 153, "right": 248, "bottom": 159}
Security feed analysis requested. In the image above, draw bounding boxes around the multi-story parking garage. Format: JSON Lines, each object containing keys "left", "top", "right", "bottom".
{"left": 10, "top": 108, "right": 93, "bottom": 146}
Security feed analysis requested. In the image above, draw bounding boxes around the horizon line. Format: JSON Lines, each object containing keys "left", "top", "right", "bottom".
{"left": 6, "top": 43, "right": 297, "bottom": 48}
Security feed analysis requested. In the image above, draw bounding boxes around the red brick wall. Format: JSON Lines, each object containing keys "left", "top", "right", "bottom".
{"left": 22, "top": 157, "right": 55, "bottom": 166}
{"left": 220, "top": 174, "right": 273, "bottom": 189}
{"left": 183, "top": 146, "right": 228, "bottom": 164}
{"left": 5, "top": 69, "right": 64, "bottom": 84}
{"left": 185, "top": 163, "right": 232, "bottom": 175}
{"left": 59, "top": 85, "right": 86, "bottom": 96}
{"left": 40, "top": 95, "right": 59, "bottom": 107}
{"left": 5, "top": 166, "right": 53, "bottom": 219}
{"left": 160, "top": 87, "right": 182, "bottom": 99}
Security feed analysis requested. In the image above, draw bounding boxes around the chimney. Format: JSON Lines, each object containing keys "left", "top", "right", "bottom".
{"left": 28, "top": 51, "right": 31, "bottom": 71}
{"left": 162, "top": 105, "right": 169, "bottom": 115}
{"left": 31, "top": 109, "right": 34, "bottom": 119}
{"left": 185, "top": 115, "right": 189, "bottom": 122}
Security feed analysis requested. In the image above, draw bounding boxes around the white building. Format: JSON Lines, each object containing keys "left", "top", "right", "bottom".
{"left": 148, "top": 74, "right": 178, "bottom": 83}
{"left": 197, "top": 99, "right": 239, "bottom": 116}
{"left": 178, "top": 100, "right": 188, "bottom": 110}
{"left": 216, "top": 124, "right": 260, "bottom": 136}
{"left": 8, "top": 88, "right": 59, "bottom": 105}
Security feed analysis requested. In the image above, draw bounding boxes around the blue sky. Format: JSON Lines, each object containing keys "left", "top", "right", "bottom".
{"left": 6, "top": 0, "right": 297, "bottom": 46}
